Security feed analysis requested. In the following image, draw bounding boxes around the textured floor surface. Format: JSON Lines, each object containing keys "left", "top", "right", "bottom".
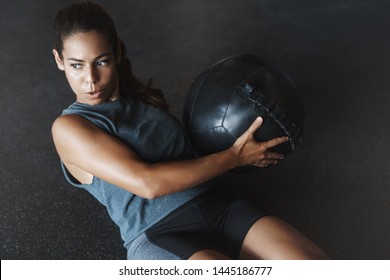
{"left": 1, "top": 0, "right": 390, "bottom": 259}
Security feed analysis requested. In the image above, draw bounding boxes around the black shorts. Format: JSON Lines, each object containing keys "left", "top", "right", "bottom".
{"left": 144, "top": 187, "right": 270, "bottom": 259}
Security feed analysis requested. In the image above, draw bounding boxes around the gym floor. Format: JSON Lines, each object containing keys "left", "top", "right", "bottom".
{"left": 1, "top": 0, "right": 389, "bottom": 259}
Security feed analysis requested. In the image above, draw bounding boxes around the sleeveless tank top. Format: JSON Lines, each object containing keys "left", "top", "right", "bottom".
{"left": 60, "top": 97, "right": 212, "bottom": 249}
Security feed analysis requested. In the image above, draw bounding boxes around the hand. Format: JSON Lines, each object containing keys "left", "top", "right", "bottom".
{"left": 231, "top": 117, "right": 289, "bottom": 168}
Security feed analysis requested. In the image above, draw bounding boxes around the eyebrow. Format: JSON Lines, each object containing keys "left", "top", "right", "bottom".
{"left": 68, "top": 53, "right": 111, "bottom": 62}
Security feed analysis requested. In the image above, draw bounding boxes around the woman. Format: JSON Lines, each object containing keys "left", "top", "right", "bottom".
{"left": 51, "top": 1, "right": 328, "bottom": 260}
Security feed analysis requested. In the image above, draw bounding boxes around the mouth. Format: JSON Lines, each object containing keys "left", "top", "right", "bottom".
{"left": 86, "top": 90, "right": 103, "bottom": 99}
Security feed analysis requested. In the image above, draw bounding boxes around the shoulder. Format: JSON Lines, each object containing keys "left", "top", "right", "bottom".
{"left": 51, "top": 114, "right": 115, "bottom": 165}
{"left": 51, "top": 114, "right": 103, "bottom": 147}
{"left": 52, "top": 114, "right": 97, "bottom": 133}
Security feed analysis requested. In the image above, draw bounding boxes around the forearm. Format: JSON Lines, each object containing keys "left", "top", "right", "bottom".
{"left": 142, "top": 148, "right": 238, "bottom": 198}
{"left": 141, "top": 117, "right": 288, "bottom": 198}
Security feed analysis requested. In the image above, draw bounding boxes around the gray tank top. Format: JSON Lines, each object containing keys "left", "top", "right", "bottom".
{"left": 60, "top": 97, "right": 212, "bottom": 249}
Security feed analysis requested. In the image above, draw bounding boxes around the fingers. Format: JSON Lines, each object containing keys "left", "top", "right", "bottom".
{"left": 252, "top": 158, "right": 280, "bottom": 168}
{"left": 256, "top": 159, "right": 278, "bottom": 165}
{"left": 245, "top": 117, "right": 263, "bottom": 136}
{"left": 254, "top": 139, "right": 288, "bottom": 167}
{"left": 265, "top": 151, "right": 284, "bottom": 160}
{"left": 257, "top": 152, "right": 283, "bottom": 162}
{"left": 244, "top": 117, "right": 289, "bottom": 149}
{"left": 262, "top": 136, "right": 289, "bottom": 149}
{"left": 250, "top": 151, "right": 284, "bottom": 168}
{"left": 235, "top": 117, "right": 291, "bottom": 169}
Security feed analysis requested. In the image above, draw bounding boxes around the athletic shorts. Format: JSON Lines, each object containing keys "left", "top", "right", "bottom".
{"left": 127, "top": 187, "right": 270, "bottom": 260}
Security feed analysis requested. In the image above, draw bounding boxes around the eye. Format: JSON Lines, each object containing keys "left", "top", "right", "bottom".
{"left": 96, "top": 60, "right": 109, "bottom": 67}
{"left": 70, "top": 63, "right": 83, "bottom": 69}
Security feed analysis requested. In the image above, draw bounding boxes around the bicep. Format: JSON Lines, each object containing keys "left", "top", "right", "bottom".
{"left": 52, "top": 115, "right": 151, "bottom": 196}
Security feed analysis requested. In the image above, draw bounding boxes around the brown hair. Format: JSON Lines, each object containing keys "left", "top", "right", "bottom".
{"left": 53, "top": 1, "right": 169, "bottom": 111}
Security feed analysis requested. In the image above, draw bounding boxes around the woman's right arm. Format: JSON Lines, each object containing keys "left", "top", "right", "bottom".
{"left": 52, "top": 115, "right": 287, "bottom": 199}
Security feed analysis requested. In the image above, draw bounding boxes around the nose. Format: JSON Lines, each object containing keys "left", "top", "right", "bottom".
{"left": 85, "top": 65, "right": 99, "bottom": 88}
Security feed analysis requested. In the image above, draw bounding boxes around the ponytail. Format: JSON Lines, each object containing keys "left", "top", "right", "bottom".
{"left": 117, "top": 40, "right": 169, "bottom": 111}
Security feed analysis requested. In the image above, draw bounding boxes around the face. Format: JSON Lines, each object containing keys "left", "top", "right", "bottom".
{"left": 53, "top": 30, "right": 120, "bottom": 105}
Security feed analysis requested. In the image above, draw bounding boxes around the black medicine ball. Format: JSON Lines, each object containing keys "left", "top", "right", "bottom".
{"left": 183, "top": 54, "right": 304, "bottom": 157}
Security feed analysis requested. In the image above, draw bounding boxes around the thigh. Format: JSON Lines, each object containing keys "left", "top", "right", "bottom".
{"left": 188, "top": 249, "right": 230, "bottom": 260}
{"left": 144, "top": 195, "right": 221, "bottom": 260}
{"left": 206, "top": 198, "right": 270, "bottom": 259}
{"left": 127, "top": 233, "right": 180, "bottom": 260}
{"left": 240, "top": 216, "right": 329, "bottom": 260}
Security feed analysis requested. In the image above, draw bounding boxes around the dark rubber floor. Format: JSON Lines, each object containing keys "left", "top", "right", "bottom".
{"left": 1, "top": 0, "right": 389, "bottom": 259}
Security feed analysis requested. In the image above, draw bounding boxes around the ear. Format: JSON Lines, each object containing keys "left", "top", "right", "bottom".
{"left": 52, "top": 49, "right": 65, "bottom": 71}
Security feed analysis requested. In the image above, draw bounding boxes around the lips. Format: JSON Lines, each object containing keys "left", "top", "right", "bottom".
{"left": 86, "top": 90, "right": 103, "bottom": 99}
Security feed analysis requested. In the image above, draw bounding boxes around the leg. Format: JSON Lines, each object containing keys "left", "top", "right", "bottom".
{"left": 130, "top": 232, "right": 228, "bottom": 260}
{"left": 189, "top": 249, "right": 230, "bottom": 260}
{"left": 127, "top": 233, "right": 180, "bottom": 260}
{"left": 240, "top": 216, "right": 329, "bottom": 260}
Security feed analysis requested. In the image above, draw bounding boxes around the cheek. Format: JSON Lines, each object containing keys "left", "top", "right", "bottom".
{"left": 66, "top": 69, "right": 82, "bottom": 81}
{"left": 64, "top": 70, "right": 83, "bottom": 92}
{"left": 101, "top": 67, "right": 118, "bottom": 85}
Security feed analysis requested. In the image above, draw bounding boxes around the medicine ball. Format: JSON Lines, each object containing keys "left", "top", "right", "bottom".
{"left": 183, "top": 54, "right": 304, "bottom": 158}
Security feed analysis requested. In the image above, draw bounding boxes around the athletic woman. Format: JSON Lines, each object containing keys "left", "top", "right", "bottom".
{"left": 52, "top": 1, "right": 328, "bottom": 260}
